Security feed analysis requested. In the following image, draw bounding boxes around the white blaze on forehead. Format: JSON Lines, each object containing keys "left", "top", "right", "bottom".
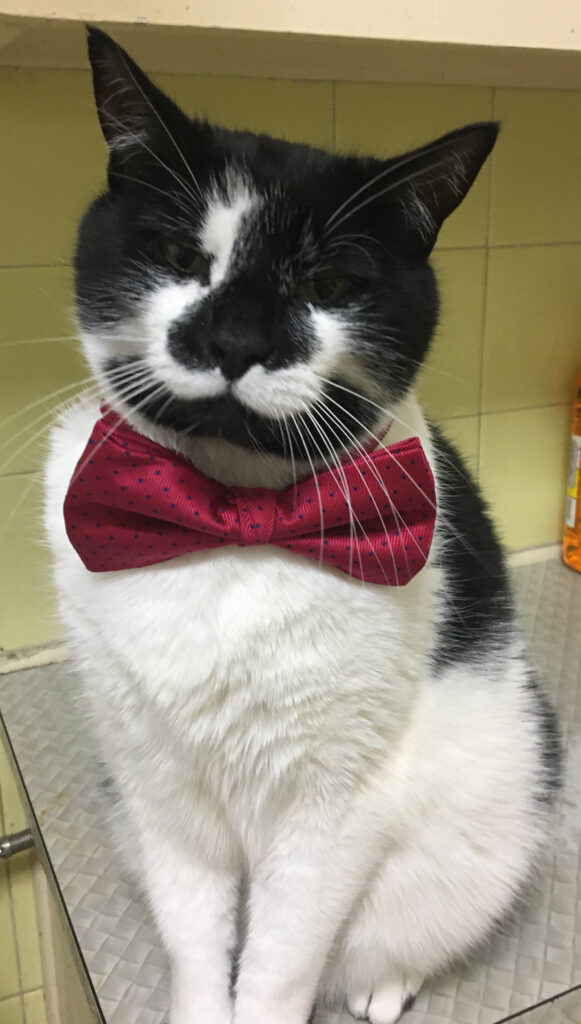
{"left": 201, "top": 180, "right": 257, "bottom": 286}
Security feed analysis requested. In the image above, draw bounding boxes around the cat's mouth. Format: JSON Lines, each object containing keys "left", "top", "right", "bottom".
{"left": 105, "top": 365, "right": 294, "bottom": 457}
{"left": 103, "top": 356, "right": 379, "bottom": 463}
{"left": 103, "top": 355, "right": 322, "bottom": 453}
{"left": 153, "top": 391, "right": 284, "bottom": 450}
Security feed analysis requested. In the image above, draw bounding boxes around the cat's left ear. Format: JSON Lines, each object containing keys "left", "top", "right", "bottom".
{"left": 383, "top": 122, "right": 499, "bottom": 253}
{"left": 86, "top": 26, "right": 201, "bottom": 175}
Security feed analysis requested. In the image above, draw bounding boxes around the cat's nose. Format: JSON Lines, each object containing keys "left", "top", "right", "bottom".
{"left": 209, "top": 329, "right": 273, "bottom": 381}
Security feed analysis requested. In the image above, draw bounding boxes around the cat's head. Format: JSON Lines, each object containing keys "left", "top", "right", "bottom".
{"left": 77, "top": 28, "right": 497, "bottom": 484}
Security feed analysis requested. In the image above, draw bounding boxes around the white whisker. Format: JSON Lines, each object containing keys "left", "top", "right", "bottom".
{"left": 0, "top": 374, "right": 99, "bottom": 437}
{"left": 0, "top": 336, "right": 79, "bottom": 348}
{"left": 0, "top": 383, "right": 103, "bottom": 473}
{"left": 280, "top": 415, "right": 299, "bottom": 505}
{"left": 300, "top": 410, "right": 360, "bottom": 579}
{"left": 315, "top": 375, "right": 489, "bottom": 568}
{"left": 0, "top": 363, "right": 152, "bottom": 474}
{"left": 314, "top": 405, "right": 403, "bottom": 578}
{"left": 288, "top": 413, "right": 326, "bottom": 567}
{"left": 308, "top": 406, "right": 394, "bottom": 585}
{"left": 69, "top": 378, "right": 169, "bottom": 485}
{"left": 0, "top": 472, "right": 41, "bottom": 547}
{"left": 299, "top": 409, "right": 370, "bottom": 583}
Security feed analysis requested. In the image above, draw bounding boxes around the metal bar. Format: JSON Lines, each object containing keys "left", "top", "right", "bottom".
{"left": 0, "top": 829, "right": 35, "bottom": 859}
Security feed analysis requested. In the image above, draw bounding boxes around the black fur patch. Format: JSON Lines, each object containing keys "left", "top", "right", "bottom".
{"left": 524, "top": 669, "right": 563, "bottom": 800}
{"left": 429, "top": 425, "right": 562, "bottom": 801}
{"left": 401, "top": 992, "right": 417, "bottom": 1014}
{"left": 428, "top": 424, "right": 514, "bottom": 671}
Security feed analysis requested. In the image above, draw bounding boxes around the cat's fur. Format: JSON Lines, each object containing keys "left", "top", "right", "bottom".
{"left": 44, "top": 28, "right": 561, "bottom": 1024}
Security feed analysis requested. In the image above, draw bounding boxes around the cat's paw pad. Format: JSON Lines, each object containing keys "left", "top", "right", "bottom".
{"left": 347, "top": 976, "right": 420, "bottom": 1024}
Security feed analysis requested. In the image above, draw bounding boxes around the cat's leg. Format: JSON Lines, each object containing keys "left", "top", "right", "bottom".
{"left": 325, "top": 855, "right": 452, "bottom": 1024}
{"left": 322, "top": 860, "right": 428, "bottom": 1024}
{"left": 318, "top": 877, "right": 424, "bottom": 1024}
{"left": 326, "top": 810, "right": 543, "bottom": 1024}
{"left": 138, "top": 822, "right": 239, "bottom": 1024}
{"left": 326, "top": 841, "right": 505, "bottom": 1024}
{"left": 322, "top": 659, "right": 554, "bottom": 1024}
{"left": 232, "top": 810, "right": 387, "bottom": 1024}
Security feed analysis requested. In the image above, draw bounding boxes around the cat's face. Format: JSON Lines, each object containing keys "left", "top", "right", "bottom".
{"left": 77, "top": 28, "right": 497, "bottom": 473}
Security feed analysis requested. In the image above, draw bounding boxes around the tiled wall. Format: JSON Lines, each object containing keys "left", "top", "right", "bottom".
{"left": 0, "top": 741, "right": 46, "bottom": 1023}
{"left": 0, "top": 68, "right": 580, "bottom": 651}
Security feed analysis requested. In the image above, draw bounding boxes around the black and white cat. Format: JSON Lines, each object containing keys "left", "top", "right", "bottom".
{"left": 44, "top": 28, "right": 561, "bottom": 1024}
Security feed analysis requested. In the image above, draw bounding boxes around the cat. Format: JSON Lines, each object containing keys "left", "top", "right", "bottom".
{"left": 44, "top": 27, "right": 561, "bottom": 1024}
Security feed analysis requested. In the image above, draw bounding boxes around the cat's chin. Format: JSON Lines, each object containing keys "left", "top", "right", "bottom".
{"left": 110, "top": 402, "right": 311, "bottom": 489}
{"left": 177, "top": 436, "right": 312, "bottom": 490}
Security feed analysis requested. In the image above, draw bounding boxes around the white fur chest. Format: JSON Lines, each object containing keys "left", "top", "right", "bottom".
{"left": 45, "top": 399, "right": 438, "bottom": 845}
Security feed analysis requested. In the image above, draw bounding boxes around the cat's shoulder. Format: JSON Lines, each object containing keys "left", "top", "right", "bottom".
{"left": 45, "top": 395, "right": 100, "bottom": 486}
{"left": 44, "top": 395, "right": 100, "bottom": 549}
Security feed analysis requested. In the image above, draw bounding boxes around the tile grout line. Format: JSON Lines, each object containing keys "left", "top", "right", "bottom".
{"left": 0, "top": 263, "right": 73, "bottom": 271}
{"left": 471, "top": 239, "right": 581, "bottom": 250}
{"left": 4, "top": 65, "right": 581, "bottom": 93}
{"left": 0, "top": 470, "right": 39, "bottom": 482}
{"left": 440, "top": 400, "right": 570, "bottom": 422}
{"left": 19, "top": 984, "right": 46, "bottom": 998}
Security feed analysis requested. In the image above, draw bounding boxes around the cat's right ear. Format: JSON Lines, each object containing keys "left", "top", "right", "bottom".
{"left": 86, "top": 26, "right": 190, "bottom": 164}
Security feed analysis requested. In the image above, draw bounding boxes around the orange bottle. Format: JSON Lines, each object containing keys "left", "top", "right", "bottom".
{"left": 563, "top": 376, "right": 581, "bottom": 573}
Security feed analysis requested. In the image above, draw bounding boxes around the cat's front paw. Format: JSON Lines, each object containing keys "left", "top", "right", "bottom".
{"left": 234, "top": 994, "right": 313, "bottom": 1024}
{"left": 347, "top": 974, "right": 421, "bottom": 1024}
{"left": 171, "top": 1010, "right": 232, "bottom": 1024}
{"left": 171, "top": 991, "right": 233, "bottom": 1024}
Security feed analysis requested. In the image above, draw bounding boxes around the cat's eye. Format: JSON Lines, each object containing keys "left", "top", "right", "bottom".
{"left": 163, "top": 242, "right": 212, "bottom": 283}
{"left": 298, "top": 276, "right": 353, "bottom": 306}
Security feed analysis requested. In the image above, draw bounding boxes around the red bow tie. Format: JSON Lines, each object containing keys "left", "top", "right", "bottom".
{"left": 64, "top": 408, "right": 436, "bottom": 586}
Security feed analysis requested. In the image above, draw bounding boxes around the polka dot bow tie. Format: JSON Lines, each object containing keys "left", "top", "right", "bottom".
{"left": 64, "top": 408, "right": 436, "bottom": 585}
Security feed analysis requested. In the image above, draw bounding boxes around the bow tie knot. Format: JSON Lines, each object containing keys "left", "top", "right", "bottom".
{"left": 219, "top": 488, "right": 278, "bottom": 546}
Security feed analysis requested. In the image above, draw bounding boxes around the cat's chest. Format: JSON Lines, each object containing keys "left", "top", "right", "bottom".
{"left": 62, "top": 546, "right": 435, "bottom": 738}
{"left": 60, "top": 549, "right": 435, "bottom": 825}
